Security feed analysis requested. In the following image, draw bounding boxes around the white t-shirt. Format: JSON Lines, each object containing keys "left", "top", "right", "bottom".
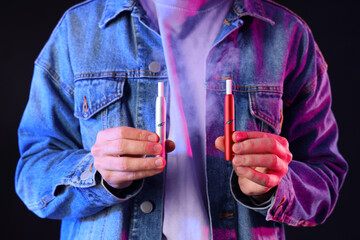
{"left": 138, "top": 0, "right": 233, "bottom": 239}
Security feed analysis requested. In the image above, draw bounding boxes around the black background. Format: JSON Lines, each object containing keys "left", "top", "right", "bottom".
{"left": 2, "top": 0, "right": 359, "bottom": 239}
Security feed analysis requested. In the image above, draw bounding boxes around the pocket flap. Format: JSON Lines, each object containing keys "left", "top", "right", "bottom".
{"left": 74, "top": 78, "right": 124, "bottom": 120}
{"left": 249, "top": 89, "right": 283, "bottom": 133}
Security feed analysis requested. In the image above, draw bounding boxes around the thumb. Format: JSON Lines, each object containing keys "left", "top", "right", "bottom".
{"left": 215, "top": 136, "right": 225, "bottom": 152}
{"left": 165, "top": 139, "right": 176, "bottom": 153}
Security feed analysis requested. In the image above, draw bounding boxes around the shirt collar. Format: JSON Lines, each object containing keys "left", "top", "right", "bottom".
{"left": 99, "top": 0, "right": 275, "bottom": 28}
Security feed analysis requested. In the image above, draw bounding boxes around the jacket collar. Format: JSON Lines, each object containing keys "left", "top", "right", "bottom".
{"left": 232, "top": 0, "right": 275, "bottom": 25}
{"left": 99, "top": 0, "right": 275, "bottom": 28}
{"left": 99, "top": 0, "right": 136, "bottom": 28}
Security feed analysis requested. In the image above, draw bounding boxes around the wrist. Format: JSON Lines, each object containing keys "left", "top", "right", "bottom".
{"left": 251, "top": 187, "right": 277, "bottom": 204}
{"left": 102, "top": 179, "right": 142, "bottom": 199}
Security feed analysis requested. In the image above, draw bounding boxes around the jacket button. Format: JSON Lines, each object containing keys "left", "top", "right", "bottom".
{"left": 149, "top": 61, "right": 161, "bottom": 73}
{"left": 140, "top": 201, "right": 154, "bottom": 214}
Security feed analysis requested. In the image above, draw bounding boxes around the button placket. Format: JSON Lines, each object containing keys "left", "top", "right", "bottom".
{"left": 140, "top": 201, "right": 154, "bottom": 214}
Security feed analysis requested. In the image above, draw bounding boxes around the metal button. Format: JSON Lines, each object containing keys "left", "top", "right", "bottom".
{"left": 140, "top": 201, "right": 154, "bottom": 214}
{"left": 149, "top": 61, "right": 161, "bottom": 73}
{"left": 80, "top": 170, "right": 92, "bottom": 180}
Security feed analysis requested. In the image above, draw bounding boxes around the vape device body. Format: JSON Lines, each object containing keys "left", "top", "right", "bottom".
{"left": 225, "top": 80, "right": 235, "bottom": 161}
{"left": 156, "top": 82, "right": 166, "bottom": 159}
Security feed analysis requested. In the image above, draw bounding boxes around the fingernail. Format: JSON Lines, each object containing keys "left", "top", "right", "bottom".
{"left": 148, "top": 134, "right": 158, "bottom": 142}
{"left": 232, "top": 143, "right": 241, "bottom": 153}
{"left": 237, "top": 167, "right": 246, "bottom": 175}
{"left": 233, "top": 156, "right": 242, "bottom": 165}
{"left": 155, "top": 158, "right": 164, "bottom": 168}
{"left": 153, "top": 143, "right": 162, "bottom": 154}
{"left": 236, "top": 132, "right": 246, "bottom": 142}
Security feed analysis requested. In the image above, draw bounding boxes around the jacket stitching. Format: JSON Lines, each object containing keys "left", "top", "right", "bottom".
{"left": 26, "top": 193, "right": 55, "bottom": 210}
{"left": 74, "top": 70, "right": 168, "bottom": 80}
{"left": 35, "top": 60, "right": 74, "bottom": 97}
{"left": 207, "top": 86, "right": 283, "bottom": 93}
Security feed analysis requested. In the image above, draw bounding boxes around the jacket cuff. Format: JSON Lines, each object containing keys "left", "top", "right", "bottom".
{"left": 230, "top": 170, "right": 276, "bottom": 216}
{"left": 266, "top": 169, "right": 294, "bottom": 224}
{"left": 59, "top": 153, "right": 143, "bottom": 206}
{"left": 101, "top": 177, "right": 144, "bottom": 200}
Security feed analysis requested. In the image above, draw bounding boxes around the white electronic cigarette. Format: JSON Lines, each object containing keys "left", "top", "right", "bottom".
{"left": 156, "top": 82, "right": 166, "bottom": 159}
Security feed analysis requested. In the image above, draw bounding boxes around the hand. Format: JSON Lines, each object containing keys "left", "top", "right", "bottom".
{"left": 91, "top": 126, "right": 175, "bottom": 189}
{"left": 215, "top": 131, "right": 292, "bottom": 203}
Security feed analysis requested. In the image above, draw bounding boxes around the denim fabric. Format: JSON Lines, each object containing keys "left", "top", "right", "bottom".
{"left": 15, "top": 0, "right": 348, "bottom": 239}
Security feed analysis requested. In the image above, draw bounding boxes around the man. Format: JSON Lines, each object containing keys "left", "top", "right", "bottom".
{"left": 15, "top": 0, "right": 348, "bottom": 239}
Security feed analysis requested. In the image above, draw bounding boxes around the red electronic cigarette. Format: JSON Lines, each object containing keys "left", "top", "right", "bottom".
{"left": 225, "top": 79, "right": 235, "bottom": 161}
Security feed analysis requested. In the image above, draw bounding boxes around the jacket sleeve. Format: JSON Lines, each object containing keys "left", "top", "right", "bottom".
{"left": 230, "top": 19, "right": 348, "bottom": 225}
{"left": 15, "top": 63, "right": 143, "bottom": 220}
{"left": 15, "top": 12, "right": 142, "bottom": 220}
{"left": 266, "top": 33, "right": 348, "bottom": 226}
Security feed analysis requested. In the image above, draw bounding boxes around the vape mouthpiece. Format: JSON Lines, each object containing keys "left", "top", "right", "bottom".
{"left": 158, "top": 82, "right": 164, "bottom": 97}
{"left": 226, "top": 79, "right": 232, "bottom": 94}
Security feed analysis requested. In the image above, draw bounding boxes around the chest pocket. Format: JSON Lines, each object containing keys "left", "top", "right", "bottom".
{"left": 248, "top": 89, "right": 284, "bottom": 134}
{"left": 205, "top": 82, "right": 284, "bottom": 149}
{"left": 73, "top": 77, "right": 125, "bottom": 148}
{"left": 229, "top": 87, "right": 283, "bottom": 135}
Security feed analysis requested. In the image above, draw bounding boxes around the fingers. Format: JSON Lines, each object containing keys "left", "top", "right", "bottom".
{"left": 216, "top": 131, "right": 289, "bottom": 151}
{"left": 236, "top": 166, "right": 280, "bottom": 190}
{"left": 215, "top": 131, "right": 292, "bottom": 195}
{"left": 232, "top": 137, "right": 292, "bottom": 163}
{"left": 101, "top": 168, "right": 164, "bottom": 189}
{"left": 97, "top": 156, "right": 165, "bottom": 172}
{"left": 233, "top": 131, "right": 289, "bottom": 148}
{"left": 233, "top": 154, "right": 287, "bottom": 172}
{"left": 103, "top": 169, "right": 164, "bottom": 183}
{"left": 94, "top": 128, "right": 176, "bottom": 157}
{"left": 232, "top": 154, "right": 287, "bottom": 188}
{"left": 97, "top": 126, "right": 159, "bottom": 142}
{"left": 215, "top": 136, "right": 225, "bottom": 152}
{"left": 92, "top": 127, "right": 171, "bottom": 189}
{"left": 95, "top": 155, "right": 166, "bottom": 189}
{"left": 97, "top": 138, "right": 163, "bottom": 156}
{"left": 165, "top": 139, "right": 176, "bottom": 153}
{"left": 215, "top": 131, "right": 292, "bottom": 163}
{"left": 99, "top": 139, "right": 176, "bottom": 156}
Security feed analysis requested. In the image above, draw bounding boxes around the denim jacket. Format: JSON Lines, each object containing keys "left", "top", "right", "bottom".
{"left": 15, "top": 0, "right": 348, "bottom": 239}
